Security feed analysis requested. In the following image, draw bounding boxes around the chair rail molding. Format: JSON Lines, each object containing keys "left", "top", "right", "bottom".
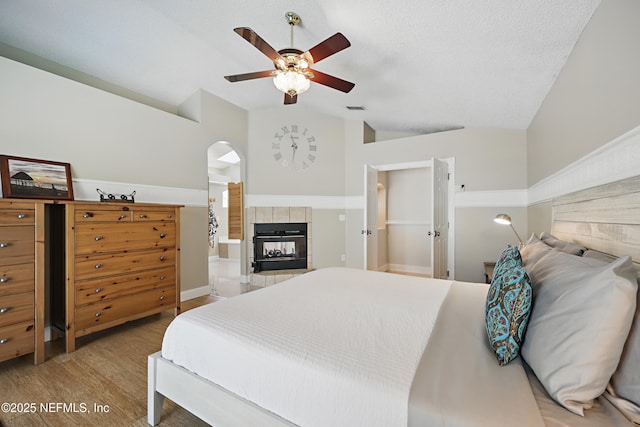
{"left": 73, "top": 178, "right": 207, "bottom": 207}
{"left": 528, "top": 125, "right": 640, "bottom": 204}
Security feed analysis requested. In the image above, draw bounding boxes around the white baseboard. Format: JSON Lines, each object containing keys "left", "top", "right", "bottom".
{"left": 181, "top": 285, "right": 210, "bottom": 301}
{"left": 387, "top": 264, "right": 432, "bottom": 276}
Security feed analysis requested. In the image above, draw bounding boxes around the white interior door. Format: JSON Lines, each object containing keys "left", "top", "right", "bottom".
{"left": 364, "top": 164, "right": 378, "bottom": 270}
{"left": 430, "top": 158, "right": 448, "bottom": 278}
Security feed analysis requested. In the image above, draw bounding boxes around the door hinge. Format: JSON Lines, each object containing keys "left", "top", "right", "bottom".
{"left": 447, "top": 173, "right": 451, "bottom": 181}
{"left": 447, "top": 270, "right": 450, "bottom": 277}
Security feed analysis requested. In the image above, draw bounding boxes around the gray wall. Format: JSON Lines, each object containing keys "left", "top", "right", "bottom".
{"left": 527, "top": 0, "right": 640, "bottom": 186}
{"left": 527, "top": 0, "right": 640, "bottom": 226}
{"left": 0, "top": 56, "right": 225, "bottom": 293}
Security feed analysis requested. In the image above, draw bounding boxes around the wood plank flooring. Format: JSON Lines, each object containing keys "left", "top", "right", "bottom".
{"left": 0, "top": 295, "right": 221, "bottom": 427}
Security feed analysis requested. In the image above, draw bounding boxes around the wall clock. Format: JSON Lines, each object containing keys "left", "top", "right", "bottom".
{"left": 272, "top": 124, "right": 317, "bottom": 170}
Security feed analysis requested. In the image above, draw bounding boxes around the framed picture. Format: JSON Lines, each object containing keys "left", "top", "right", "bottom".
{"left": 0, "top": 155, "right": 74, "bottom": 200}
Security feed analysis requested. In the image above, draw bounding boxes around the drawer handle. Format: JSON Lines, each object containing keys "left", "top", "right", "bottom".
{"left": 0, "top": 243, "right": 8, "bottom": 248}
{"left": 95, "top": 288, "right": 102, "bottom": 293}
{"left": 95, "top": 264, "right": 102, "bottom": 269}
{"left": 95, "top": 236, "right": 103, "bottom": 241}
{"left": 0, "top": 339, "right": 7, "bottom": 345}
{"left": 139, "top": 214, "right": 147, "bottom": 219}
{"left": 119, "top": 214, "right": 127, "bottom": 219}
{"left": 160, "top": 276, "right": 166, "bottom": 280}
{"left": 160, "top": 256, "right": 165, "bottom": 261}
{"left": 17, "top": 213, "right": 26, "bottom": 219}
{"left": 159, "top": 233, "right": 166, "bottom": 238}
{"left": 95, "top": 312, "right": 101, "bottom": 317}
{"left": 167, "top": 214, "right": 173, "bottom": 218}
{"left": 0, "top": 277, "right": 8, "bottom": 283}
{"left": 83, "top": 212, "right": 94, "bottom": 218}
{"left": 159, "top": 295, "right": 165, "bottom": 300}
{"left": 0, "top": 307, "right": 8, "bottom": 314}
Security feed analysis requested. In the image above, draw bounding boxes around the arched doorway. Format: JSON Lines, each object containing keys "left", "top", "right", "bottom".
{"left": 207, "top": 141, "right": 246, "bottom": 297}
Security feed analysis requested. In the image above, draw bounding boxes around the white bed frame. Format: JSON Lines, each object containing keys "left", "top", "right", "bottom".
{"left": 147, "top": 351, "right": 294, "bottom": 426}
{"left": 148, "top": 175, "right": 640, "bottom": 426}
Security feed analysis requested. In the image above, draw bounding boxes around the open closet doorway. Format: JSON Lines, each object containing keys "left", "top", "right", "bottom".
{"left": 364, "top": 158, "right": 455, "bottom": 279}
{"left": 207, "top": 141, "right": 245, "bottom": 297}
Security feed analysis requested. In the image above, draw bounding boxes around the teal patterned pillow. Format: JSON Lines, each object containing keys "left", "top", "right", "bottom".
{"left": 493, "top": 245, "right": 523, "bottom": 278}
{"left": 485, "top": 265, "right": 532, "bottom": 366}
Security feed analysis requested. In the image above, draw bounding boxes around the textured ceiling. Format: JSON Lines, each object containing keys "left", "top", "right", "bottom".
{"left": 0, "top": 0, "right": 600, "bottom": 134}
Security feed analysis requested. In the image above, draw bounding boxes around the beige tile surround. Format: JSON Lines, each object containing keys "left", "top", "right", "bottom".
{"left": 247, "top": 206, "right": 312, "bottom": 287}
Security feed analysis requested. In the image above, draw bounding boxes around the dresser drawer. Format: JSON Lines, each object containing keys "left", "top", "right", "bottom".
{"left": 0, "top": 292, "right": 34, "bottom": 328}
{"left": 75, "top": 266, "right": 176, "bottom": 305}
{"left": 75, "top": 286, "right": 176, "bottom": 331}
{"left": 74, "top": 206, "right": 132, "bottom": 223}
{"left": 0, "top": 209, "right": 35, "bottom": 226}
{"left": 0, "top": 263, "right": 34, "bottom": 297}
{"left": 0, "top": 320, "right": 35, "bottom": 363}
{"left": 0, "top": 226, "right": 35, "bottom": 267}
{"left": 75, "top": 222, "right": 175, "bottom": 255}
{"left": 75, "top": 248, "right": 175, "bottom": 281}
{"left": 132, "top": 209, "right": 177, "bottom": 222}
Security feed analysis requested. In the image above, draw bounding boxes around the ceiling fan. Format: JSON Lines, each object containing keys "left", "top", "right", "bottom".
{"left": 224, "top": 12, "right": 355, "bottom": 105}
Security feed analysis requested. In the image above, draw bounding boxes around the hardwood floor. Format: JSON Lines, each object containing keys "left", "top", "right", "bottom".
{"left": 0, "top": 295, "right": 220, "bottom": 427}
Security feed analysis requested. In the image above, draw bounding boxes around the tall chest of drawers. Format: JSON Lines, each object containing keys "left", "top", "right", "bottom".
{"left": 64, "top": 202, "right": 181, "bottom": 352}
{"left": 0, "top": 200, "right": 44, "bottom": 364}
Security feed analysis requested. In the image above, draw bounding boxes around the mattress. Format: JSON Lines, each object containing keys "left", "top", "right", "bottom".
{"left": 162, "top": 267, "right": 451, "bottom": 427}
{"left": 161, "top": 267, "right": 634, "bottom": 426}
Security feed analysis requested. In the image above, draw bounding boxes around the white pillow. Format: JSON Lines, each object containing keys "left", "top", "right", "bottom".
{"left": 521, "top": 250, "right": 638, "bottom": 416}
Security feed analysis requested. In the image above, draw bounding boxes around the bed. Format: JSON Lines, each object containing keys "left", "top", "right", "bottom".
{"left": 148, "top": 176, "right": 640, "bottom": 426}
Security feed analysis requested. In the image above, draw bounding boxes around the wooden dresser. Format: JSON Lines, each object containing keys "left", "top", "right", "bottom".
{"left": 64, "top": 202, "right": 181, "bottom": 352}
{"left": 0, "top": 200, "right": 44, "bottom": 364}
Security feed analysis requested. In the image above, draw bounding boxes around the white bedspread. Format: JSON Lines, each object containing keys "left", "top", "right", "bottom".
{"left": 162, "top": 267, "right": 451, "bottom": 427}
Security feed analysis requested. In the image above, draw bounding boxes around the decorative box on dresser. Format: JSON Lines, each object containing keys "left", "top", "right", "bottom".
{"left": 62, "top": 202, "right": 181, "bottom": 352}
{"left": 0, "top": 200, "right": 45, "bottom": 364}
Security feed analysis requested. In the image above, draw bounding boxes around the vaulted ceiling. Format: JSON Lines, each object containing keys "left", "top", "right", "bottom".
{"left": 0, "top": 0, "right": 600, "bottom": 135}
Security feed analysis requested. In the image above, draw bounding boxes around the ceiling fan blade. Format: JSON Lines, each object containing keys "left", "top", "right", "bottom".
{"left": 303, "top": 33, "right": 351, "bottom": 65}
{"left": 233, "top": 27, "right": 283, "bottom": 62}
{"left": 224, "top": 70, "right": 275, "bottom": 82}
{"left": 309, "top": 69, "right": 355, "bottom": 93}
{"left": 284, "top": 93, "right": 298, "bottom": 105}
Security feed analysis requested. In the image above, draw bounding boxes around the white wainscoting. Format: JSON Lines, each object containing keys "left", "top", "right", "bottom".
{"left": 528, "top": 125, "right": 640, "bottom": 204}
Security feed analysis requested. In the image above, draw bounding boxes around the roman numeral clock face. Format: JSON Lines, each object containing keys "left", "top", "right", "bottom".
{"left": 272, "top": 125, "right": 317, "bottom": 170}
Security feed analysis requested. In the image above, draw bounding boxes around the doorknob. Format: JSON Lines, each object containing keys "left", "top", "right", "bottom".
{"left": 435, "top": 231, "right": 441, "bottom": 237}
{"left": 427, "top": 231, "right": 432, "bottom": 236}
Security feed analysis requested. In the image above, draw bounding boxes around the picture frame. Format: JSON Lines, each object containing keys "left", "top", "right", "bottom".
{"left": 0, "top": 155, "right": 74, "bottom": 200}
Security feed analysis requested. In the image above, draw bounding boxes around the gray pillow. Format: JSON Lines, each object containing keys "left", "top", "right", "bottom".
{"left": 583, "top": 249, "right": 618, "bottom": 264}
{"left": 521, "top": 250, "right": 638, "bottom": 416}
{"left": 610, "top": 273, "right": 640, "bottom": 413}
{"left": 580, "top": 250, "right": 640, "bottom": 418}
{"left": 520, "top": 233, "right": 553, "bottom": 270}
{"left": 540, "top": 232, "right": 587, "bottom": 256}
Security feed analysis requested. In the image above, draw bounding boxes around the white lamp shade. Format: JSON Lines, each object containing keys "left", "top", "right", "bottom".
{"left": 494, "top": 214, "right": 512, "bottom": 225}
{"left": 273, "top": 71, "right": 310, "bottom": 95}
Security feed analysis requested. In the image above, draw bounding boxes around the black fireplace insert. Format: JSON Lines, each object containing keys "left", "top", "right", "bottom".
{"left": 252, "top": 222, "right": 307, "bottom": 273}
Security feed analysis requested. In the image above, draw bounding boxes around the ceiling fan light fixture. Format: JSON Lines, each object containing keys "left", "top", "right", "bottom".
{"left": 273, "top": 70, "right": 310, "bottom": 96}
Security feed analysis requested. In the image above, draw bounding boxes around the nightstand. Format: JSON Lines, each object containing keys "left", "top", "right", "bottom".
{"left": 484, "top": 262, "right": 496, "bottom": 284}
